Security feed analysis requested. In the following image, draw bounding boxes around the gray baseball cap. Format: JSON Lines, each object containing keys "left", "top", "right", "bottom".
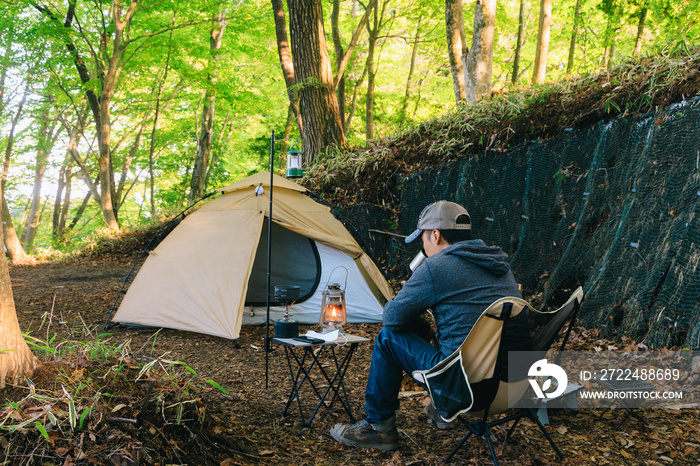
{"left": 405, "top": 201, "right": 471, "bottom": 243}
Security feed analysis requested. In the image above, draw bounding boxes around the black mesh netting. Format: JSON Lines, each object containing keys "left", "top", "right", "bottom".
{"left": 338, "top": 96, "right": 700, "bottom": 349}
{"left": 331, "top": 203, "right": 397, "bottom": 273}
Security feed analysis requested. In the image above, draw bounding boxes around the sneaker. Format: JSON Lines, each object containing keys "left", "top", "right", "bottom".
{"left": 330, "top": 419, "right": 399, "bottom": 450}
{"left": 424, "top": 403, "right": 456, "bottom": 430}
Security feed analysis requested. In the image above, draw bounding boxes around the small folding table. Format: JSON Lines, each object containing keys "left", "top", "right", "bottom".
{"left": 272, "top": 333, "right": 370, "bottom": 426}
{"left": 594, "top": 375, "right": 655, "bottom": 428}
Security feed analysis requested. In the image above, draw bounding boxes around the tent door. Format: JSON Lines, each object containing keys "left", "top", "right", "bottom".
{"left": 244, "top": 220, "right": 321, "bottom": 306}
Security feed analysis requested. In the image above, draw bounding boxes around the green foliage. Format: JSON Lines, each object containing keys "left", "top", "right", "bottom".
{"left": 1, "top": 0, "right": 699, "bottom": 256}
{"left": 205, "top": 379, "right": 229, "bottom": 395}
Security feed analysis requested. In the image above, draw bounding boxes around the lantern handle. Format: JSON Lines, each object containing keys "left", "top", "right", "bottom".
{"left": 287, "top": 139, "right": 300, "bottom": 151}
{"left": 326, "top": 265, "right": 349, "bottom": 290}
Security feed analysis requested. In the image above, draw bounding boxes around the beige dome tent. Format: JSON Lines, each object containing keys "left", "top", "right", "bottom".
{"left": 110, "top": 171, "right": 393, "bottom": 340}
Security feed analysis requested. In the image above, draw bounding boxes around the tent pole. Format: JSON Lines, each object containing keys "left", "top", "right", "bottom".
{"left": 265, "top": 130, "right": 275, "bottom": 389}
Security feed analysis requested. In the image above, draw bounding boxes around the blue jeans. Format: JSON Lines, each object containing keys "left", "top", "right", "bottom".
{"left": 364, "top": 328, "right": 445, "bottom": 423}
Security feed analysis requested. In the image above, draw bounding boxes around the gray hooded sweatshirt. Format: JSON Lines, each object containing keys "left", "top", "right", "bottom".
{"left": 383, "top": 239, "right": 522, "bottom": 356}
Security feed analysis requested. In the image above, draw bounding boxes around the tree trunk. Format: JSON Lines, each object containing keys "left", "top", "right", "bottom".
{"left": 52, "top": 156, "right": 73, "bottom": 245}
{"left": 566, "top": 0, "right": 582, "bottom": 73}
{"left": 602, "top": 1, "right": 622, "bottom": 70}
{"left": 332, "top": 1, "right": 375, "bottom": 90}
{"left": 445, "top": 0, "right": 466, "bottom": 103}
{"left": 68, "top": 190, "right": 93, "bottom": 233}
{"left": 345, "top": 64, "right": 368, "bottom": 131}
{"left": 59, "top": 168, "right": 73, "bottom": 239}
{"left": 2, "top": 196, "right": 27, "bottom": 263}
{"left": 365, "top": 5, "right": 379, "bottom": 141}
{"left": 272, "top": 0, "right": 303, "bottom": 135}
{"left": 287, "top": 0, "right": 347, "bottom": 165}
{"left": 1, "top": 87, "right": 28, "bottom": 263}
{"left": 117, "top": 126, "right": 143, "bottom": 211}
{"left": 53, "top": 160, "right": 67, "bottom": 240}
{"left": 332, "top": 0, "right": 346, "bottom": 120}
{"left": 148, "top": 91, "right": 162, "bottom": 217}
{"left": 23, "top": 105, "right": 60, "bottom": 250}
{"left": 412, "top": 72, "right": 429, "bottom": 120}
{"left": 633, "top": 4, "right": 647, "bottom": 56}
{"left": 603, "top": 27, "right": 615, "bottom": 70}
{"left": 532, "top": 0, "right": 552, "bottom": 85}
{"left": 512, "top": 0, "right": 527, "bottom": 83}
{"left": 0, "top": 32, "right": 12, "bottom": 108}
{"left": 97, "top": 92, "right": 118, "bottom": 230}
{"left": 401, "top": 15, "right": 423, "bottom": 123}
{"left": 464, "top": 0, "right": 497, "bottom": 103}
{"left": 138, "top": 181, "right": 147, "bottom": 219}
{"left": 148, "top": 31, "right": 177, "bottom": 215}
{"left": 65, "top": 132, "right": 102, "bottom": 209}
{"left": 96, "top": 3, "right": 134, "bottom": 231}
{"left": 0, "top": 184, "right": 38, "bottom": 389}
{"left": 32, "top": 1, "right": 142, "bottom": 231}
{"left": 190, "top": 12, "right": 226, "bottom": 202}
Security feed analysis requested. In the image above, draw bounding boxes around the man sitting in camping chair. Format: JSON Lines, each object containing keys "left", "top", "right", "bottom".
{"left": 331, "top": 201, "right": 530, "bottom": 450}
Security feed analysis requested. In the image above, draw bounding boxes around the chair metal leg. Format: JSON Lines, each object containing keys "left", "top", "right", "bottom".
{"left": 446, "top": 429, "right": 473, "bottom": 461}
{"left": 447, "top": 409, "right": 565, "bottom": 463}
{"left": 503, "top": 415, "right": 522, "bottom": 443}
{"left": 447, "top": 418, "right": 501, "bottom": 464}
{"left": 483, "top": 426, "right": 499, "bottom": 466}
{"left": 526, "top": 408, "right": 564, "bottom": 460}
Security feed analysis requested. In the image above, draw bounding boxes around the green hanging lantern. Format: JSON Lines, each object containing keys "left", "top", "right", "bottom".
{"left": 286, "top": 150, "right": 303, "bottom": 178}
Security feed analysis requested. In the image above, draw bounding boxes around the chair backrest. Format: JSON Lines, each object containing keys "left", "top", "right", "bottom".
{"left": 459, "top": 296, "right": 533, "bottom": 384}
{"left": 413, "top": 296, "right": 535, "bottom": 421}
{"left": 532, "top": 287, "right": 584, "bottom": 356}
{"left": 461, "top": 296, "right": 537, "bottom": 415}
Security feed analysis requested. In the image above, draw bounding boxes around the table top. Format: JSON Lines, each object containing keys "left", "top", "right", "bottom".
{"left": 272, "top": 333, "right": 370, "bottom": 348}
{"left": 594, "top": 376, "right": 655, "bottom": 391}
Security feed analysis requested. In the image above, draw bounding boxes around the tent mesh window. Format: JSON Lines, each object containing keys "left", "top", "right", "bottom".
{"left": 245, "top": 221, "right": 321, "bottom": 306}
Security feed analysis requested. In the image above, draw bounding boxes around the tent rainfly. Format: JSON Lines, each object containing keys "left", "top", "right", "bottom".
{"left": 110, "top": 171, "right": 393, "bottom": 340}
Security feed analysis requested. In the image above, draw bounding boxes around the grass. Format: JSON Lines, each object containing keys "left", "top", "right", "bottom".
{"left": 0, "top": 314, "right": 226, "bottom": 452}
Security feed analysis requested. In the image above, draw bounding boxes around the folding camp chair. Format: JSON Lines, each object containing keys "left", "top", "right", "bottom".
{"left": 413, "top": 296, "right": 535, "bottom": 463}
{"left": 503, "top": 287, "right": 584, "bottom": 441}
{"left": 413, "top": 288, "right": 584, "bottom": 464}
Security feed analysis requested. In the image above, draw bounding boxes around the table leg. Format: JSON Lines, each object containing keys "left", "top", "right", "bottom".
{"left": 307, "top": 343, "right": 359, "bottom": 424}
{"left": 281, "top": 346, "right": 326, "bottom": 424}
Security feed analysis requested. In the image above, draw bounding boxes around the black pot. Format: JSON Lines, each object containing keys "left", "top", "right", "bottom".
{"left": 274, "top": 316, "right": 299, "bottom": 338}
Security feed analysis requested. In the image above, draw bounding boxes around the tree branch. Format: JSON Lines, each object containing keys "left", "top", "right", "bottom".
{"left": 333, "top": 0, "right": 376, "bottom": 89}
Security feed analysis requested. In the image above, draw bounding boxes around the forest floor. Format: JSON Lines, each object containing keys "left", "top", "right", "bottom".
{"left": 2, "top": 251, "right": 700, "bottom": 465}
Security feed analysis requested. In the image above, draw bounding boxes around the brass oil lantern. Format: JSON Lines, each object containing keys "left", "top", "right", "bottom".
{"left": 320, "top": 283, "right": 346, "bottom": 333}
